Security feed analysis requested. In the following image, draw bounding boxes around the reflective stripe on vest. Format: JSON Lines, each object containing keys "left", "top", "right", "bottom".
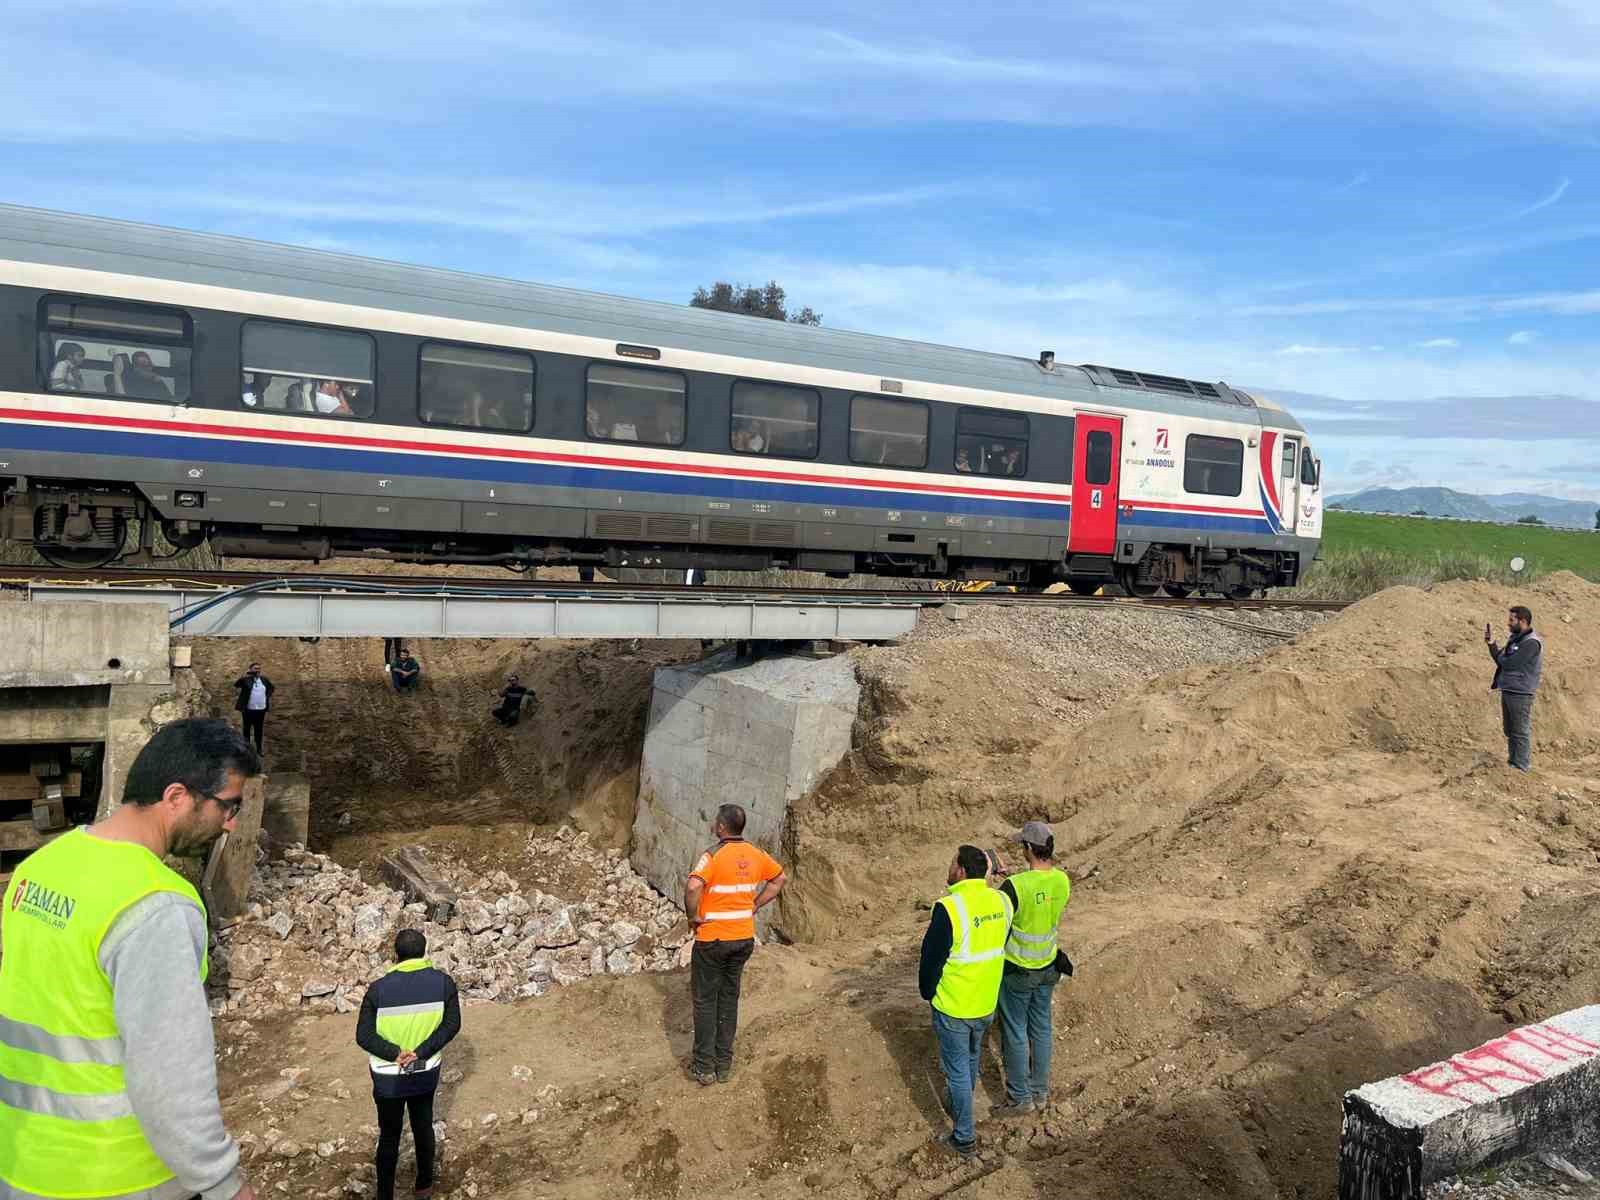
{"left": 932, "top": 880, "right": 1012, "bottom": 1020}
{"left": 0, "top": 828, "right": 208, "bottom": 1199}
{"left": 692, "top": 840, "right": 780, "bottom": 942}
{"left": 1003, "top": 868, "right": 1072, "bottom": 969}
{"left": 368, "top": 960, "right": 447, "bottom": 1075}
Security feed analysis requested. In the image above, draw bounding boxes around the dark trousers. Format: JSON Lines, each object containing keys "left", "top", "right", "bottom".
{"left": 492, "top": 701, "right": 521, "bottom": 726}
{"left": 1502, "top": 691, "right": 1534, "bottom": 771}
{"left": 240, "top": 709, "right": 266, "bottom": 754}
{"left": 375, "top": 1090, "right": 436, "bottom": 1200}
{"left": 690, "top": 937, "right": 754, "bottom": 1073}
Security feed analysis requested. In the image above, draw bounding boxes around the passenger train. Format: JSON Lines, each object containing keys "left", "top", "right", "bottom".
{"left": 0, "top": 206, "right": 1323, "bottom": 596}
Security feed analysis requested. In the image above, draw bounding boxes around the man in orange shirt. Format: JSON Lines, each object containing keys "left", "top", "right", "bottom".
{"left": 683, "top": 804, "right": 787, "bottom": 1085}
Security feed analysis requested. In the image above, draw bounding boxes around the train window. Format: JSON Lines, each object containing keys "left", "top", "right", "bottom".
{"left": 1085, "top": 430, "right": 1113, "bottom": 485}
{"left": 849, "top": 395, "right": 928, "bottom": 468}
{"left": 731, "top": 381, "right": 819, "bottom": 458}
{"left": 241, "top": 320, "right": 375, "bottom": 418}
{"left": 1184, "top": 434, "right": 1244, "bottom": 496}
{"left": 955, "top": 407, "right": 1028, "bottom": 476}
{"left": 1281, "top": 441, "right": 1296, "bottom": 481}
{"left": 1300, "top": 449, "right": 1319, "bottom": 486}
{"left": 585, "top": 363, "right": 686, "bottom": 446}
{"left": 419, "top": 342, "right": 534, "bottom": 433}
{"left": 39, "top": 297, "right": 192, "bottom": 404}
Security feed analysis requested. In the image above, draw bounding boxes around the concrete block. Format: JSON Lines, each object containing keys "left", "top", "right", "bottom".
{"left": 260, "top": 773, "right": 311, "bottom": 858}
{"left": 1339, "top": 1005, "right": 1600, "bottom": 1199}
{"left": 0, "top": 602, "right": 170, "bottom": 688}
{"left": 632, "top": 651, "right": 860, "bottom": 933}
{"left": 201, "top": 775, "right": 265, "bottom": 921}
{"left": 380, "top": 845, "right": 457, "bottom": 924}
{"left": 0, "top": 686, "right": 111, "bottom": 745}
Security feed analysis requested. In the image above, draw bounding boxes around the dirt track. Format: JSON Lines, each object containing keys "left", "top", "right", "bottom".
{"left": 203, "top": 573, "right": 1600, "bottom": 1198}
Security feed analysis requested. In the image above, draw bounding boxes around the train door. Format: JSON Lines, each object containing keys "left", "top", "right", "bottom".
{"left": 1068, "top": 413, "right": 1122, "bottom": 554}
{"left": 1278, "top": 436, "right": 1301, "bottom": 534}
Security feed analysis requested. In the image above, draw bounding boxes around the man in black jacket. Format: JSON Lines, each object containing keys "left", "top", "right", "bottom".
{"left": 356, "top": 930, "right": 462, "bottom": 1200}
{"left": 231, "top": 662, "right": 274, "bottom": 754}
{"left": 1487, "top": 605, "right": 1544, "bottom": 772}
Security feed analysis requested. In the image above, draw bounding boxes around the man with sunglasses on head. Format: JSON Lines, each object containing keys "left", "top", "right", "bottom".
{"left": 0, "top": 718, "right": 262, "bottom": 1200}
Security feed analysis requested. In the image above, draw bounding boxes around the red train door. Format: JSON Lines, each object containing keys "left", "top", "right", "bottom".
{"left": 1068, "top": 413, "right": 1122, "bottom": 555}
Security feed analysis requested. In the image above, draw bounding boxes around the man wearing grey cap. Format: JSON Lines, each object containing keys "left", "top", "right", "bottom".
{"left": 991, "top": 820, "right": 1072, "bottom": 1117}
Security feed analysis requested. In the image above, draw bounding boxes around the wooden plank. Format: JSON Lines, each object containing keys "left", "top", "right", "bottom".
{"left": 380, "top": 845, "right": 458, "bottom": 924}
{"left": 31, "top": 798, "right": 65, "bottom": 833}
{"left": 0, "top": 820, "right": 47, "bottom": 853}
{"left": 0, "top": 773, "right": 41, "bottom": 803}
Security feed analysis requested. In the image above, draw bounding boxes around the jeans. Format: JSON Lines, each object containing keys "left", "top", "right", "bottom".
{"left": 375, "top": 1090, "right": 435, "bottom": 1200}
{"left": 997, "top": 967, "right": 1057, "bottom": 1104}
{"left": 932, "top": 1007, "right": 993, "bottom": 1146}
{"left": 1502, "top": 691, "right": 1533, "bottom": 771}
{"left": 691, "top": 938, "right": 754, "bottom": 1073}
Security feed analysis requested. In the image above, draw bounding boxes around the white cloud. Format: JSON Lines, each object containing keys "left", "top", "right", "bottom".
{"left": 1508, "top": 330, "right": 1538, "bottom": 345}
{"left": 1277, "top": 343, "right": 1360, "bottom": 356}
{"left": 1416, "top": 337, "right": 1461, "bottom": 348}
{"left": 1508, "top": 176, "right": 1571, "bottom": 220}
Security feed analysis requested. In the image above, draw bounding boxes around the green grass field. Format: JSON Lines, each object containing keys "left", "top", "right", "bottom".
{"left": 1294, "top": 510, "right": 1600, "bottom": 599}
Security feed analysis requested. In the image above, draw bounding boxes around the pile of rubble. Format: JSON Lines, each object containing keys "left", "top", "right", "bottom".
{"left": 212, "top": 827, "right": 690, "bottom": 1016}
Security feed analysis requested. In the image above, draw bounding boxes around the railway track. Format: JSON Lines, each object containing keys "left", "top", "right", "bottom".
{"left": 0, "top": 564, "right": 1353, "bottom": 612}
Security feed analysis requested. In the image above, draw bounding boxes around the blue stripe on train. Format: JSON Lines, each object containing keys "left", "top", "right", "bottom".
{"left": 1124, "top": 508, "right": 1275, "bottom": 535}
{"left": 2, "top": 420, "right": 1074, "bottom": 522}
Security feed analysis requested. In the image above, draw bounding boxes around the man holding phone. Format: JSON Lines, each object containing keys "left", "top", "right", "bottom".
{"left": 1486, "top": 605, "right": 1543, "bottom": 772}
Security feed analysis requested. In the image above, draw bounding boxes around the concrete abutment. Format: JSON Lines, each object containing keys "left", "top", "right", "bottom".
{"left": 630, "top": 648, "right": 859, "bottom": 936}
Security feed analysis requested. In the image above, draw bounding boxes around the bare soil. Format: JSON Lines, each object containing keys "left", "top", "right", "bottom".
{"left": 210, "top": 573, "right": 1600, "bottom": 1199}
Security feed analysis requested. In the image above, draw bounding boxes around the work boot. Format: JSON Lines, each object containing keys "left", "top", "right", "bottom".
{"left": 688, "top": 1065, "right": 715, "bottom": 1087}
{"left": 715, "top": 1065, "right": 732, "bottom": 1084}
{"left": 990, "top": 1097, "right": 1034, "bottom": 1119}
{"left": 938, "top": 1132, "right": 978, "bottom": 1159}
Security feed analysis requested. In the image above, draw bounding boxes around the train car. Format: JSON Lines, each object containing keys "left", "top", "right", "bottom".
{"left": 0, "top": 205, "right": 1323, "bottom": 595}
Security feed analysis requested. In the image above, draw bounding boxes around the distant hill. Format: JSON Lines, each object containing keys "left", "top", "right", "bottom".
{"left": 1328, "top": 486, "right": 1598, "bottom": 528}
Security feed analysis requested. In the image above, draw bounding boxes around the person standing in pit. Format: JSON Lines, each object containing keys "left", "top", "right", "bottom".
{"left": 683, "top": 804, "right": 786, "bottom": 1085}
{"left": 1487, "top": 605, "right": 1543, "bottom": 772}
{"left": 919, "top": 843, "right": 1013, "bottom": 1157}
{"left": 991, "top": 821, "right": 1072, "bottom": 1117}
{"left": 356, "top": 929, "right": 461, "bottom": 1200}
{"left": 232, "top": 660, "right": 274, "bottom": 754}
{"left": 0, "top": 718, "right": 261, "bottom": 1200}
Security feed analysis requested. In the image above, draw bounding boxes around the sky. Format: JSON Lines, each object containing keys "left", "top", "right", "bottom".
{"left": 4, "top": 0, "right": 1599, "bottom": 503}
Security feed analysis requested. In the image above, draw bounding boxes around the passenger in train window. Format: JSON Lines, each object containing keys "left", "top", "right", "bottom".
{"left": 340, "top": 382, "right": 371, "bottom": 418}
{"left": 107, "top": 353, "right": 130, "bottom": 395}
{"left": 997, "top": 447, "right": 1023, "bottom": 477}
{"left": 314, "top": 379, "right": 352, "bottom": 416}
{"left": 49, "top": 342, "right": 87, "bottom": 392}
{"left": 955, "top": 446, "right": 974, "bottom": 473}
{"left": 122, "top": 351, "right": 170, "bottom": 400}
{"left": 241, "top": 373, "right": 265, "bottom": 407}
{"left": 585, "top": 400, "right": 607, "bottom": 438}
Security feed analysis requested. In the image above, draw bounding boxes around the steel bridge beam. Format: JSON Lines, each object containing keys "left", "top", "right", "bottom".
{"left": 23, "top": 584, "right": 919, "bottom": 642}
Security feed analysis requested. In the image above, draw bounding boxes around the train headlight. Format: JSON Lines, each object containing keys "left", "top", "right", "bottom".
{"left": 176, "top": 491, "right": 204, "bottom": 508}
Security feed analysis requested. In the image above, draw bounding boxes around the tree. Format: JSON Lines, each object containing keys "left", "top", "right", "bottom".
{"left": 1594, "top": 507, "right": 1599, "bottom": 531}
{"left": 690, "top": 281, "right": 821, "bottom": 326}
{"left": 1410, "top": 508, "right": 1428, "bottom": 516}
{"left": 1516, "top": 514, "right": 1544, "bottom": 525}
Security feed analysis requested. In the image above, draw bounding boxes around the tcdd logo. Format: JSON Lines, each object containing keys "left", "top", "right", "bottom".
{"left": 1154, "top": 428, "right": 1170, "bottom": 451}
{"left": 9, "top": 878, "right": 24, "bottom": 911}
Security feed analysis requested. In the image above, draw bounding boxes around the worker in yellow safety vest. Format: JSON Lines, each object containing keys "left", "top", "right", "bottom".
{"left": 918, "top": 844, "right": 1014, "bottom": 1157}
{"left": 990, "top": 820, "right": 1072, "bottom": 1117}
{"left": 356, "top": 928, "right": 461, "bottom": 1200}
{"left": 0, "top": 718, "right": 262, "bottom": 1200}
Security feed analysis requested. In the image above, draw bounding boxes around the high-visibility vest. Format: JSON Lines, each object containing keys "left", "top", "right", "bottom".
{"left": 1003, "top": 867, "right": 1072, "bottom": 969}
{"left": 367, "top": 959, "right": 449, "bottom": 1092}
{"left": 691, "top": 839, "right": 781, "bottom": 942}
{"left": 0, "top": 827, "right": 209, "bottom": 1198}
{"left": 932, "top": 879, "right": 1013, "bottom": 1020}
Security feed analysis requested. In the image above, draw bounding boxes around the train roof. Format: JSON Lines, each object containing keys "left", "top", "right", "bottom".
{"left": 0, "top": 204, "right": 1305, "bottom": 433}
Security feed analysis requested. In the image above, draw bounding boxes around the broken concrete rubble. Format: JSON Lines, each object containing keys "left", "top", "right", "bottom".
{"left": 211, "top": 828, "right": 688, "bottom": 1016}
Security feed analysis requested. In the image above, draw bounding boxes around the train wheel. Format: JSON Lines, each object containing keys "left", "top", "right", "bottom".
{"left": 1067, "top": 580, "right": 1102, "bottom": 596}
{"left": 36, "top": 515, "right": 128, "bottom": 569}
{"left": 1163, "top": 584, "right": 1195, "bottom": 599}
{"left": 1118, "top": 567, "right": 1162, "bottom": 599}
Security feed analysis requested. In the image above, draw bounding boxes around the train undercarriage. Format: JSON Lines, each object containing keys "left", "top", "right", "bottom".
{"left": 1, "top": 479, "right": 1299, "bottom": 596}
